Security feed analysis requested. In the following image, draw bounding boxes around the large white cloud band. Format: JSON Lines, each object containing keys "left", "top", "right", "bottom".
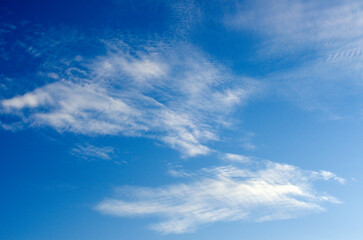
{"left": 96, "top": 160, "right": 344, "bottom": 234}
{"left": 1, "top": 42, "right": 258, "bottom": 156}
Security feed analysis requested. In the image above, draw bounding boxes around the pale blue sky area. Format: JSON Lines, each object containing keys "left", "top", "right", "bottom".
{"left": 0, "top": 0, "right": 362, "bottom": 239}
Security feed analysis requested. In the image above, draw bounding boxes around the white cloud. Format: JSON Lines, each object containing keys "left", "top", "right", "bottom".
{"left": 222, "top": 153, "right": 250, "bottom": 163}
{"left": 96, "top": 160, "right": 343, "bottom": 234}
{"left": 317, "top": 170, "right": 346, "bottom": 185}
{"left": 1, "top": 81, "right": 140, "bottom": 134}
{"left": 93, "top": 45, "right": 168, "bottom": 83}
{"left": 0, "top": 41, "right": 258, "bottom": 157}
{"left": 120, "top": 57, "right": 167, "bottom": 81}
{"left": 2, "top": 89, "right": 53, "bottom": 109}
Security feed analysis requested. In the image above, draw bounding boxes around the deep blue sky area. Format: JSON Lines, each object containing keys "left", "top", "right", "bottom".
{"left": 0, "top": 0, "right": 362, "bottom": 239}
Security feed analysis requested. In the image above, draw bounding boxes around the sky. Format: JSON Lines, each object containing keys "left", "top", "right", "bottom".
{"left": 0, "top": 0, "right": 362, "bottom": 239}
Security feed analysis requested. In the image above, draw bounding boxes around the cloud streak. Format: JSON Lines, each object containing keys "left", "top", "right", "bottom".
{"left": 71, "top": 144, "right": 115, "bottom": 161}
{"left": 96, "top": 160, "right": 343, "bottom": 234}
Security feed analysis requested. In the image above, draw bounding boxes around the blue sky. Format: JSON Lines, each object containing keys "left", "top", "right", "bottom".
{"left": 0, "top": 0, "right": 362, "bottom": 239}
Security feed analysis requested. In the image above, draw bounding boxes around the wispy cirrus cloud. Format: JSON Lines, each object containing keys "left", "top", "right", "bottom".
{"left": 0, "top": 40, "right": 258, "bottom": 157}
{"left": 96, "top": 160, "right": 343, "bottom": 234}
{"left": 226, "top": 0, "right": 363, "bottom": 55}
{"left": 225, "top": 0, "right": 363, "bottom": 118}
